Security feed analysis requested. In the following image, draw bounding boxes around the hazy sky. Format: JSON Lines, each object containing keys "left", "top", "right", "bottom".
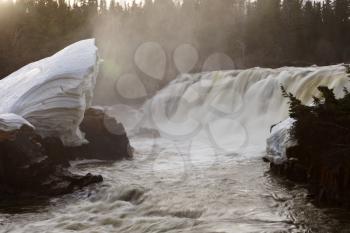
{"left": 116, "top": 0, "right": 322, "bottom": 7}
{"left": 0, "top": 0, "right": 144, "bottom": 5}
{"left": 0, "top": 0, "right": 323, "bottom": 6}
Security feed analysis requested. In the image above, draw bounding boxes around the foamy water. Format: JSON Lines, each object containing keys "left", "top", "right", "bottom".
{"left": 1, "top": 137, "right": 350, "bottom": 233}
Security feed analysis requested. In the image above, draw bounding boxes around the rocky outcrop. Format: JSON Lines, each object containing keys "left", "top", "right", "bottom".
{"left": 0, "top": 115, "right": 103, "bottom": 196}
{"left": 0, "top": 40, "right": 132, "bottom": 197}
{"left": 0, "top": 108, "right": 133, "bottom": 196}
{"left": 67, "top": 107, "right": 133, "bottom": 161}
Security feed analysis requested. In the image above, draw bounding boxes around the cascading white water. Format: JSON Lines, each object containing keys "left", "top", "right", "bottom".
{"left": 141, "top": 65, "right": 350, "bottom": 154}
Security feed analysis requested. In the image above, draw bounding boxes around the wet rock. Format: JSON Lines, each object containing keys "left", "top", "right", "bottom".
{"left": 68, "top": 107, "right": 133, "bottom": 161}
{"left": 0, "top": 118, "right": 102, "bottom": 197}
{"left": 0, "top": 107, "right": 133, "bottom": 197}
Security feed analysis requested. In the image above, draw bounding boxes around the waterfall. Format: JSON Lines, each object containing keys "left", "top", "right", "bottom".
{"left": 138, "top": 65, "right": 349, "bottom": 155}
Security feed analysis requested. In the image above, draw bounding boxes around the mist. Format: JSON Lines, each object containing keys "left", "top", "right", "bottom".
{"left": 0, "top": 0, "right": 347, "bottom": 106}
{"left": 92, "top": 0, "right": 240, "bottom": 106}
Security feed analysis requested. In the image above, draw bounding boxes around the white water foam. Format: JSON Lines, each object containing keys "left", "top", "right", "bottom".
{"left": 138, "top": 65, "right": 350, "bottom": 156}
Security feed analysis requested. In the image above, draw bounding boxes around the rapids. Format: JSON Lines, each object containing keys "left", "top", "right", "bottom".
{"left": 1, "top": 65, "right": 350, "bottom": 232}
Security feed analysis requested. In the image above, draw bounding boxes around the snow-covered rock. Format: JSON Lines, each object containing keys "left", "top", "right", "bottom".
{"left": 0, "top": 39, "right": 99, "bottom": 146}
{"left": 0, "top": 113, "right": 34, "bottom": 132}
{"left": 265, "top": 118, "right": 297, "bottom": 165}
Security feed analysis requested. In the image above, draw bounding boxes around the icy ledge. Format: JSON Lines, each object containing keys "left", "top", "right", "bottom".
{"left": 0, "top": 39, "right": 99, "bottom": 146}
{"left": 265, "top": 118, "right": 297, "bottom": 165}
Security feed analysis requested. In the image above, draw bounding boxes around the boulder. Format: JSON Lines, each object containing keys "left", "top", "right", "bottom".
{"left": 68, "top": 107, "right": 133, "bottom": 161}
{"left": 0, "top": 114, "right": 103, "bottom": 196}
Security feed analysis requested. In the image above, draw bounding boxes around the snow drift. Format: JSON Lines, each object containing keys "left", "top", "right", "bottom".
{"left": 0, "top": 39, "right": 99, "bottom": 146}
{"left": 0, "top": 113, "right": 34, "bottom": 132}
{"left": 265, "top": 118, "right": 296, "bottom": 164}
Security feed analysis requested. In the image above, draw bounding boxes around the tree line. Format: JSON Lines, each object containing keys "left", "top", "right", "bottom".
{"left": 0, "top": 0, "right": 349, "bottom": 81}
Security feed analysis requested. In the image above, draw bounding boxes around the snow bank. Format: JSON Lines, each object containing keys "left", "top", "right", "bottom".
{"left": 0, "top": 113, "right": 34, "bottom": 132}
{"left": 0, "top": 39, "right": 99, "bottom": 146}
{"left": 265, "top": 118, "right": 297, "bottom": 164}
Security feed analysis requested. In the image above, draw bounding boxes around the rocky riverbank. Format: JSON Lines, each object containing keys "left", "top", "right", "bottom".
{"left": 0, "top": 108, "right": 132, "bottom": 197}
{"left": 265, "top": 85, "right": 350, "bottom": 208}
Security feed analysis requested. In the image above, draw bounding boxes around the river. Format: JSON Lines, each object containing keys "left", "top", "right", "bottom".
{"left": 2, "top": 65, "right": 350, "bottom": 232}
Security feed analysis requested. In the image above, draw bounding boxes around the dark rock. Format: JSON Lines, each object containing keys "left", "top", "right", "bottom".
{"left": 0, "top": 125, "right": 103, "bottom": 196}
{"left": 0, "top": 107, "right": 132, "bottom": 197}
{"left": 68, "top": 107, "right": 133, "bottom": 161}
{"left": 42, "top": 137, "right": 70, "bottom": 167}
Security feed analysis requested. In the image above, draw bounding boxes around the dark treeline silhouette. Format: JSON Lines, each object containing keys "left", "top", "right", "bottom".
{"left": 0, "top": 0, "right": 349, "bottom": 82}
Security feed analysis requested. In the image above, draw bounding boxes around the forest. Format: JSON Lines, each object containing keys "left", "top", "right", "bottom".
{"left": 0, "top": 0, "right": 349, "bottom": 82}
